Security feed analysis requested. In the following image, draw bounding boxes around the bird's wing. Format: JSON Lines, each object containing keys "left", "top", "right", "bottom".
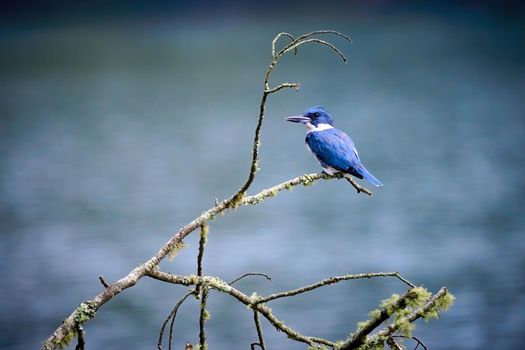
{"left": 306, "top": 129, "right": 361, "bottom": 173}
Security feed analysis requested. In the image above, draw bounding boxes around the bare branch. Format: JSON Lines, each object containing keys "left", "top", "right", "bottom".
{"left": 343, "top": 175, "right": 373, "bottom": 196}
{"left": 252, "top": 311, "right": 266, "bottom": 350}
{"left": 256, "top": 272, "right": 411, "bottom": 304}
{"left": 277, "top": 29, "right": 352, "bottom": 59}
{"left": 295, "top": 30, "right": 353, "bottom": 44}
{"left": 98, "top": 276, "right": 109, "bottom": 288}
{"left": 394, "top": 274, "right": 416, "bottom": 288}
{"left": 196, "top": 225, "right": 208, "bottom": 295}
{"left": 392, "top": 336, "right": 428, "bottom": 350}
{"left": 197, "top": 225, "right": 209, "bottom": 349}
{"left": 265, "top": 82, "right": 300, "bottom": 94}
{"left": 242, "top": 172, "right": 372, "bottom": 208}
{"left": 282, "top": 38, "right": 348, "bottom": 63}
{"left": 157, "top": 291, "right": 193, "bottom": 350}
{"left": 199, "top": 288, "right": 209, "bottom": 350}
{"left": 272, "top": 32, "right": 296, "bottom": 58}
{"left": 74, "top": 325, "right": 85, "bottom": 350}
{"left": 228, "top": 273, "right": 272, "bottom": 286}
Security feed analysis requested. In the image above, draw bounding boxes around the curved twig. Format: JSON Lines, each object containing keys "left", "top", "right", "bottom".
{"left": 281, "top": 38, "right": 348, "bottom": 62}
{"left": 157, "top": 291, "right": 193, "bottom": 350}
{"left": 343, "top": 175, "right": 372, "bottom": 195}
{"left": 392, "top": 335, "right": 428, "bottom": 350}
{"left": 229, "top": 273, "right": 272, "bottom": 286}
{"left": 277, "top": 30, "right": 352, "bottom": 59}
{"left": 272, "top": 32, "right": 296, "bottom": 58}
{"left": 255, "top": 272, "right": 413, "bottom": 304}
{"left": 295, "top": 30, "right": 353, "bottom": 44}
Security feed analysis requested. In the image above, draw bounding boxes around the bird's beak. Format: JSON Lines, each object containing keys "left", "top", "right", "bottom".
{"left": 285, "top": 115, "right": 310, "bottom": 124}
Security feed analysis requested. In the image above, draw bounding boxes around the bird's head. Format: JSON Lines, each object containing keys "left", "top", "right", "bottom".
{"left": 286, "top": 106, "right": 334, "bottom": 129}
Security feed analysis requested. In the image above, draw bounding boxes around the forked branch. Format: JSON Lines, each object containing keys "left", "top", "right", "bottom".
{"left": 146, "top": 270, "right": 418, "bottom": 348}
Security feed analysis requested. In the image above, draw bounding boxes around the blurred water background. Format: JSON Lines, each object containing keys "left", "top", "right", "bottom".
{"left": 1, "top": 1, "right": 524, "bottom": 349}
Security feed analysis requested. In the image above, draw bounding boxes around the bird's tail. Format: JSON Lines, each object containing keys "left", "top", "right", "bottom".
{"left": 356, "top": 164, "right": 383, "bottom": 187}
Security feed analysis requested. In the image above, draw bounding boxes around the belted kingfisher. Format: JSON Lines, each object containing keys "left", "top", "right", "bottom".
{"left": 286, "top": 106, "right": 383, "bottom": 187}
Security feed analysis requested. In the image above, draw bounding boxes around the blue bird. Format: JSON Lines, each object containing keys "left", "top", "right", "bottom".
{"left": 286, "top": 106, "right": 383, "bottom": 187}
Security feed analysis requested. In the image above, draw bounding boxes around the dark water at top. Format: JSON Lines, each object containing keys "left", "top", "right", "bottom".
{"left": 1, "top": 6, "right": 524, "bottom": 350}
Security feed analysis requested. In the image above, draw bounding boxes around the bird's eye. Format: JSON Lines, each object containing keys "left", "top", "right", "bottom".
{"left": 314, "top": 112, "right": 320, "bottom": 117}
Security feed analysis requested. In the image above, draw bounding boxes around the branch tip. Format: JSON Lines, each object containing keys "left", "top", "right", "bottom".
{"left": 229, "top": 272, "right": 272, "bottom": 286}
{"left": 98, "top": 276, "right": 109, "bottom": 288}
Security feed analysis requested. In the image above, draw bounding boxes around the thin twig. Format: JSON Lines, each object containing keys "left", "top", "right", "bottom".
{"left": 253, "top": 311, "right": 266, "bottom": 350}
{"left": 265, "top": 82, "right": 300, "bottom": 94}
{"left": 344, "top": 175, "right": 372, "bottom": 196}
{"left": 98, "top": 276, "right": 109, "bottom": 288}
{"left": 196, "top": 225, "right": 208, "bottom": 295}
{"left": 241, "top": 172, "right": 372, "bottom": 208}
{"left": 392, "top": 336, "right": 428, "bottom": 350}
{"left": 272, "top": 32, "right": 296, "bottom": 58}
{"left": 160, "top": 226, "right": 208, "bottom": 349}
{"left": 74, "top": 325, "right": 85, "bottom": 350}
{"left": 277, "top": 30, "right": 352, "bottom": 58}
{"left": 256, "top": 272, "right": 410, "bottom": 304}
{"left": 197, "top": 225, "right": 208, "bottom": 349}
{"left": 157, "top": 291, "right": 193, "bottom": 350}
{"left": 228, "top": 273, "right": 272, "bottom": 286}
{"left": 282, "top": 38, "right": 348, "bottom": 62}
{"left": 295, "top": 30, "right": 353, "bottom": 44}
{"left": 394, "top": 274, "right": 416, "bottom": 288}
{"left": 199, "top": 288, "right": 209, "bottom": 350}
